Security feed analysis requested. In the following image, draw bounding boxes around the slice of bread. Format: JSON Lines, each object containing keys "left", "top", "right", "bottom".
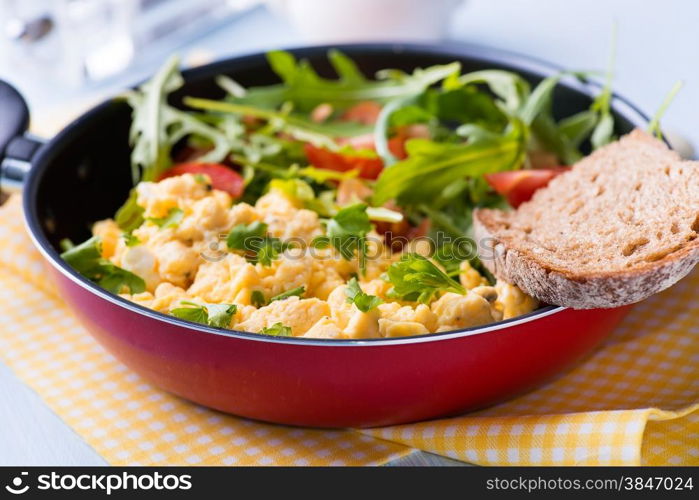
{"left": 473, "top": 129, "right": 699, "bottom": 309}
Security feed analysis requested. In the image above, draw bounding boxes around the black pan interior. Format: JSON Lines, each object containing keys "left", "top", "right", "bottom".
{"left": 27, "top": 43, "right": 648, "bottom": 250}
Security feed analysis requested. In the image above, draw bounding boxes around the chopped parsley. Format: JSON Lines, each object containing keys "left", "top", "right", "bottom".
{"left": 313, "top": 203, "right": 372, "bottom": 273}
{"left": 386, "top": 253, "right": 465, "bottom": 303}
{"left": 114, "top": 189, "right": 144, "bottom": 232}
{"left": 270, "top": 286, "right": 305, "bottom": 302}
{"left": 171, "top": 301, "right": 237, "bottom": 328}
{"left": 251, "top": 290, "right": 267, "bottom": 308}
{"left": 259, "top": 323, "right": 292, "bottom": 337}
{"left": 226, "top": 221, "right": 290, "bottom": 266}
{"left": 60, "top": 236, "right": 145, "bottom": 294}
{"left": 345, "top": 277, "right": 382, "bottom": 312}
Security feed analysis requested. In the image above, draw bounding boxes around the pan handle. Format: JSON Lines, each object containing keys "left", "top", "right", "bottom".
{"left": 0, "top": 79, "right": 44, "bottom": 194}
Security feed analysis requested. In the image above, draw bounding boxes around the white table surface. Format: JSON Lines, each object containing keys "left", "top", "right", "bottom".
{"left": 1, "top": 0, "right": 697, "bottom": 466}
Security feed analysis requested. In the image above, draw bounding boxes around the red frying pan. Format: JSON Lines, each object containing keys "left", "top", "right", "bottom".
{"left": 0, "top": 43, "right": 639, "bottom": 428}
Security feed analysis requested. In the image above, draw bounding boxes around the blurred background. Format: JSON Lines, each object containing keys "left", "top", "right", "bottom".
{"left": 0, "top": 0, "right": 696, "bottom": 155}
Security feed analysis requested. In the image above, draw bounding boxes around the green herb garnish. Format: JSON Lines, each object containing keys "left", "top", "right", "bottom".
{"left": 373, "top": 119, "right": 527, "bottom": 206}
{"left": 114, "top": 189, "right": 144, "bottom": 232}
{"left": 126, "top": 55, "right": 229, "bottom": 183}
{"left": 345, "top": 277, "right": 382, "bottom": 312}
{"left": 313, "top": 203, "right": 372, "bottom": 273}
{"left": 270, "top": 286, "right": 305, "bottom": 302}
{"left": 386, "top": 253, "right": 465, "bottom": 304}
{"left": 251, "top": 290, "right": 267, "bottom": 308}
{"left": 647, "top": 81, "right": 683, "bottom": 140}
{"left": 171, "top": 300, "right": 237, "bottom": 328}
{"left": 226, "top": 221, "right": 290, "bottom": 266}
{"left": 259, "top": 322, "right": 292, "bottom": 337}
{"left": 60, "top": 236, "right": 145, "bottom": 294}
{"left": 240, "top": 49, "right": 460, "bottom": 113}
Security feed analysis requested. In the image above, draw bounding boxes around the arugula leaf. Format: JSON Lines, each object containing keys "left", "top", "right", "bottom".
{"left": 526, "top": 74, "right": 587, "bottom": 165}
{"left": 373, "top": 119, "right": 527, "bottom": 206}
{"left": 251, "top": 290, "right": 267, "bottom": 308}
{"left": 589, "top": 25, "right": 617, "bottom": 150}
{"left": 126, "top": 55, "right": 229, "bottom": 183}
{"left": 319, "top": 203, "right": 372, "bottom": 273}
{"left": 60, "top": 236, "right": 146, "bottom": 294}
{"left": 345, "top": 277, "right": 382, "bottom": 312}
{"left": 114, "top": 189, "right": 145, "bottom": 232}
{"left": 558, "top": 110, "right": 598, "bottom": 149}
{"left": 647, "top": 81, "right": 683, "bottom": 140}
{"left": 373, "top": 95, "right": 415, "bottom": 165}
{"left": 365, "top": 206, "right": 404, "bottom": 224}
{"left": 259, "top": 322, "right": 293, "bottom": 337}
{"left": 423, "top": 86, "right": 507, "bottom": 129}
{"left": 458, "top": 70, "right": 531, "bottom": 114}
{"left": 216, "top": 75, "right": 246, "bottom": 98}
{"left": 386, "top": 253, "right": 466, "bottom": 304}
{"left": 226, "top": 221, "right": 289, "bottom": 266}
{"left": 374, "top": 86, "right": 507, "bottom": 166}
{"left": 237, "top": 49, "right": 460, "bottom": 113}
{"left": 171, "top": 300, "right": 237, "bottom": 328}
{"left": 147, "top": 207, "right": 183, "bottom": 229}
{"left": 184, "top": 97, "right": 346, "bottom": 150}
{"left": 270, "top": 286, "right": 305, "bottom": 302}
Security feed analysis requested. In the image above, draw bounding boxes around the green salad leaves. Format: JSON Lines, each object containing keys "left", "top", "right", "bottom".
{"left": 114, "top": 189, "right": 144, "bottom": 232}
{"left": 270, "top": 286, "right": 305, "bottom": 302}
{"left": 386, "top": 253, "right": 466, "bottom": 304}
{"left": 345, "top": 277, "right": 382, "bottom": 312}
{"left": 171, "top": 301, "right": 237, "bottom": 328}
{"left": 231, "top": 49, "right": 460, "bottom": 113}
{"left": 373, "top": 119, "right": 527, "bottom": 206}
{"left": 313, "top": 203, "right": 372, "bottom": 273}
{"left": 226, "top": 221, "right": 290, "bottom": 266}
{"left": 60, "top": 237, "right": 145, "bottom": 295}
{"left": 259, "top": 323, "right": 293, "bottom": 337}
{"left": 126, "top": 55, "right": 230, "bottom": 183}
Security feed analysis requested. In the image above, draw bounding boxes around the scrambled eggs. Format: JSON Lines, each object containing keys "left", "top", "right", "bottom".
{"left": 93, "top": 174, "right": 538, "bottom": 339}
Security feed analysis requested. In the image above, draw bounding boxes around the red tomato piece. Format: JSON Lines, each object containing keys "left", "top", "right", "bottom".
{"left": 484, "top": 167, "right": 570, "bottom": 208}
{"left": 159, "top": 163, "right": 245, "bottom": 198}
{"left": 341, "top": 101, "right": 382, "bottom": 125}
{"left": 387, "top": 135, "right": 408, "bottom": 160}
{"left": 304, "top": 143, "right": 384, "bottom": 180}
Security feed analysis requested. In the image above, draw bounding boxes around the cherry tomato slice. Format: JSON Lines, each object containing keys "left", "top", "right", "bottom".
{"left": 341, "top": 101, "right": 382, "bottom": 125}
{"left": 304, "top": 144, "right": 384, "bottom": 180}
{"left": 159, "top": 163, "right": 245, "bottom": 198}
{"left": 484, "top": 167, "right": 570, "bottom": 208}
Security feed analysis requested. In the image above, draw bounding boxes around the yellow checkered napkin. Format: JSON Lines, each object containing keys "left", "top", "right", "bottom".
{"left": 0, "top": 195, "right": 696, "bottom": 466}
